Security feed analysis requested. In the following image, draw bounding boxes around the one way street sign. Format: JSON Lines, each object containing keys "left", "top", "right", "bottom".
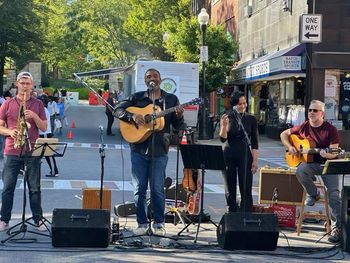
{"left": 300, "top": 14, "right": 322, "bottom": 43}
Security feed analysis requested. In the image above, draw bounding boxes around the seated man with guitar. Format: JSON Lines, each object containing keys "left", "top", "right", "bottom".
{"left": 114, "top": 68, "right": 184, "bottom": 236}
{"left": 280, "top": 100, "right": 341, "bottom": 243}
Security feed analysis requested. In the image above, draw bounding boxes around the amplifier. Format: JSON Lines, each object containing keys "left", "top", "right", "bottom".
{"left": 82, "top": 188, "right": 111, "bottom": 211}
{"left": 52, "top": 208, "right": 110, "bottom": 247}
{"left": 259, "top": 166, "right": 303, "bottom": 205}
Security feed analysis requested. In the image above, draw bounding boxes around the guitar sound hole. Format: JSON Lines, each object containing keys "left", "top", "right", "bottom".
{"left": 144, "top": 114, "right": 152, "bottom": 124}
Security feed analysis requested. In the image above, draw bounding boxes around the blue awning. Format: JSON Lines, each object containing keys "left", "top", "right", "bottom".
{"left": 229, "top": 43, "right": 306, "bottom": 84}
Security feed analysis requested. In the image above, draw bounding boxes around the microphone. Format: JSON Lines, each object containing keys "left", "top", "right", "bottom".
{"left": 148, "top": 81, "right": 156, "bottom": 90}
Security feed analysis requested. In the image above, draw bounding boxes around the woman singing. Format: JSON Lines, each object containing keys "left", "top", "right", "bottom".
{"left": 219, "top": 91, "right": 259, "bottom": 212}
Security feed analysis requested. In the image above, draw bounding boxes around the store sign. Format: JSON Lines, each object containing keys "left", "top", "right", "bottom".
{"left": 246, "top": 61, "right": 270, "bottom": 80}
{"left": 282, "top": 56, "right": 301, "bottom": 70}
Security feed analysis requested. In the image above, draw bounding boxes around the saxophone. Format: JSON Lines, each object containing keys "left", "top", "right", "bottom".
{"left": 14, "top": 92, "right": 31, "bottom": 149}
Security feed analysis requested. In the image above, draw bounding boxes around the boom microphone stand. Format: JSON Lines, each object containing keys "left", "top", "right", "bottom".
{"left": 232, "top": 108, "right": 252, "bottom": 213}
{"left": 2, "top": 110, "right": 50, "bottom": 244}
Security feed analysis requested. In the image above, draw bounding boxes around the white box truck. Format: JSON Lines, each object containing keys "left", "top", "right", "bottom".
{"left": 123, "top": 60, "right": 200, "bottom": 127}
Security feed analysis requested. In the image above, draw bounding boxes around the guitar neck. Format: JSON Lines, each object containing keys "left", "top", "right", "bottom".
{"left": 156, "top": 102, "right": 193, "bottom": 118}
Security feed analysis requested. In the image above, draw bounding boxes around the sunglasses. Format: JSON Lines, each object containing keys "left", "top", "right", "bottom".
{"left": 308, "top": 108, "right": 321, "bottom": 113}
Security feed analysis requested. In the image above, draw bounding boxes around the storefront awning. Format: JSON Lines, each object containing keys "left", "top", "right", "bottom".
{"left": 229, "top": 43, "right": 306, "bottom": 84}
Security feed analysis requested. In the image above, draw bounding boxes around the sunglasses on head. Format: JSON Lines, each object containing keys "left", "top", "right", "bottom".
{"left": 308, "top": 108, "right": 321, "bottom": 113}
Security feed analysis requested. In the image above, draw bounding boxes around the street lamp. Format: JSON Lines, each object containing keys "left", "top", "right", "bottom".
{"left": 198, "top": 8, "right": 210, "bottom": 140}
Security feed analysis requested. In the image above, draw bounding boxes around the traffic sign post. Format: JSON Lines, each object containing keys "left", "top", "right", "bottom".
{"left": 300, "top": 14, "right": 322, "bottom": 43}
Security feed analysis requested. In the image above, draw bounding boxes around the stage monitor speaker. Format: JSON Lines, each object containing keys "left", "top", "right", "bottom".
{"left": 217, "top": 212, "right": 279, "bottom": 251}
{"left": 342, "top": 186, "right": 350, "bottom": 252}
{"left": 52, "top": 208, "right": 110, "bottom": 247}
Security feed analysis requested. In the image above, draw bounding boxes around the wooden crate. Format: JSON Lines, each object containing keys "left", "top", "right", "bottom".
{"left": 259, "top": 167, "right": 303, "bottom": 205}
{"left": 82, "top": 188, "right": 111, "bottom": 211}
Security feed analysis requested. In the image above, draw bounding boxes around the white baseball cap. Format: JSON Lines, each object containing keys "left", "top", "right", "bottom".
{"left": 17, "top": 71, "right": 33, "bottom": 82}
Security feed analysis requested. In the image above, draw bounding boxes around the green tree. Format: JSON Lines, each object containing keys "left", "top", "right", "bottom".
{"left": 0, "top": 0, "right": 43, "bottom": 94}
{"left": 164, "top": 18, "right": 237, "bottom": 92}
{"left": 125, "top": 0, "right": 191, "bottom": 60}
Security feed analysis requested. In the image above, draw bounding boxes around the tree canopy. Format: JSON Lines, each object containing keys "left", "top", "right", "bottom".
{"left": 0, "top": 0, "right": 238, "bottom": 94}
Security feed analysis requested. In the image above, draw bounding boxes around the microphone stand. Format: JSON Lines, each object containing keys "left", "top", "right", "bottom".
{"left": 99, "top": 126, "right": 105, "bottom": 209}
{"left": 232, "top": 109, "right": 252, "bottom": 213}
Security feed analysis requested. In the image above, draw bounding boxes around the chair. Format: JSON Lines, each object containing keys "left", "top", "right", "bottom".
{"left": 296, "top": 176, "right": 331, "bottom": 236}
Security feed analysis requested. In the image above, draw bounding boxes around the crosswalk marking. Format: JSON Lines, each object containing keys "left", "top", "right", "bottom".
{"left": 0, "top": 179, "right": 260, "bottom": 195}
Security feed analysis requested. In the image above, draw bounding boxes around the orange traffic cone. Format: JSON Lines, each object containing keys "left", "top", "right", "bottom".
{"left": 181, "top": 133, "right": 187, "bottom": 145}
{"left": 71, "top": 120, "right": 76, "bottom": 128}
{"left": 67, "top": 130, "right": 73, "bottom": 139}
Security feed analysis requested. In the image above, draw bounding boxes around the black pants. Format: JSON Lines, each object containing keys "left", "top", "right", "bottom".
{"left": 39, "top": 134, "right": 58, "bottom": 175}
{"left": 222, "top": 143, "right": 253, "bottom": 212}
{"left": 105, "top": 112, "right": 114, "bottom": 135}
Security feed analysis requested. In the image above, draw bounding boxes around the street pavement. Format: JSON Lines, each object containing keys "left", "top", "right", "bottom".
{"left": 0, "top": 102, "right": 348, "bottom": 262}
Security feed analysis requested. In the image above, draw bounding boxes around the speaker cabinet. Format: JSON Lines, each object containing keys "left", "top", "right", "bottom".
{"left": 82, "top": 188, "right": 111, "bottom": 211}
{"left": 52, "top": 208, "right": 110, "bottom": 247}
{"left": 342, "top": 186, "right": 350, "bottom": 252}
{"left": 217, "top": 212, "right": 279, "bottom": 251}
{"left": 259, "top": 167, "right": 303, "bottom": 205}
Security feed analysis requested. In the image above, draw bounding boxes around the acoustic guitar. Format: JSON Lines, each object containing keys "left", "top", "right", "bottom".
{"left": 119, "top": 98, "right": 202, "bottom": 144}
{"left": 285, "top": 134, "right": 340, "bottom": 167}
{"left": 186, "top": 169, "right": 202, "bottom": 215}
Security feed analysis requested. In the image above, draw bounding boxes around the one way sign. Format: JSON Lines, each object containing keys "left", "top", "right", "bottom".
{"left": 300, "top": 14, "right": 322, "bottom": 43}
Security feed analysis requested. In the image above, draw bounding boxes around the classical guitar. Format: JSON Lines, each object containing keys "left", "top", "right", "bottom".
{"left": 119, "top": 98, "right": 203, "bottom": 144}
{"left": 285, "top": 134, "right": 340, "bottom": 167}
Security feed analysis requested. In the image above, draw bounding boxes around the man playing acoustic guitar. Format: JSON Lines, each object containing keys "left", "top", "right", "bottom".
{"left": 280, "top": 100, "right": 341, "bottom": 243}
{"left": 115, "top": 68, "right": 184, "bottom": 236}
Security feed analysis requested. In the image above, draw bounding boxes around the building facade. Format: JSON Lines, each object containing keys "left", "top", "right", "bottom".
{"left": 229, "top": 0, "right": 350, "bottom": 137}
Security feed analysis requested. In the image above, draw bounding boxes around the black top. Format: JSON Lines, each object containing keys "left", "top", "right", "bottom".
{"left": 220, "top": 110, "right": 259, "bottom": 150}
{"left": 105, "top": 97, "right": 115, "bottom": 114}
{"left": 115, "top": 90, "right": 184, "bottom": 156}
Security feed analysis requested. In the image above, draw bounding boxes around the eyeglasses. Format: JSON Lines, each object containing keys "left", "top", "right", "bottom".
{"left": 308, "top": 108, "right": 321, "bottom": 113}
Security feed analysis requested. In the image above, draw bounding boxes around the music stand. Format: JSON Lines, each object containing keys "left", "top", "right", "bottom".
{"left": 177, "top": 144, "right": 226, "bottom": 243}
{"left": 322, "top": 158, "right": 350, "bottom": 187}
{"left": 32, "top": 138, "right": 67, "bottom": 158}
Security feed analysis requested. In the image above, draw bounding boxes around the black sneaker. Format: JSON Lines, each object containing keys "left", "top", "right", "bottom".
{"left": 46, "top": 173, "right": 59, "bottom": 177}
{"left": 328, "top": 227, "right": 341, "bottom": 243}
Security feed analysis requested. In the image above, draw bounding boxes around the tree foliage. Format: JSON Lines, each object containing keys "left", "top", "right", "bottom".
{"left": 0, "top": 0, "right": 238, "bottom": 93}
{"left": 0, "top": 0, "right": 43, "bottom": 94}
{"left": 164, "top": 19, "right": 237, "bottom": 92}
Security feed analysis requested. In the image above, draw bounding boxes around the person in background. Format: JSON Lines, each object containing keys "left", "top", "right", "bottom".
{"left": 115, "top": 68, "right": 184, "bottom": 236}
{"left": 56, "top": 97, "right": 65, "bottom": 136}
{"left": 219, "top": 91, "right": 259, "bottom": 213}
{"left": 47, "top": 96, "right": 58, "bottom": 134}
{"left": 105, "top": 91, "right": 116, "bottom": 136}
{"left": 0, "top": 72, "right": 47, "bottom": 231}
{"left": 280, "top": 99, "right": 341, "bottom": 243}
{"left": 39, "top": 95, "right": 59, "bottom": 177}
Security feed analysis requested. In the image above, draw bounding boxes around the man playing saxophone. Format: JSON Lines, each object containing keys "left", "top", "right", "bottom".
{"left": 0, "top": 72, "right": 47, "bottom": 231}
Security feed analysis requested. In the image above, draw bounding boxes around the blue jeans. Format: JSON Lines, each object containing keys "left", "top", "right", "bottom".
{"left": 1, "top": 155, "right": 42, "bottom": 224}
{"left": 296, "top": 162, "right": 341, "bottom": 228}
{"left": 131, "top": 151, "right": 168, "bottom": 228}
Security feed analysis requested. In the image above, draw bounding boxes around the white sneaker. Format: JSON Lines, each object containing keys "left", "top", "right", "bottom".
{"left": 0, "top": 220, "right": 9, "bottom": 232}
{"left": 36, "top": 220, "right": 48, "bottom": 232}
{"left": 133, "top": 226, "right": 148, "bottom": 236}
{"left": 153, "top": 226, "right": 166, "bottom": 236}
